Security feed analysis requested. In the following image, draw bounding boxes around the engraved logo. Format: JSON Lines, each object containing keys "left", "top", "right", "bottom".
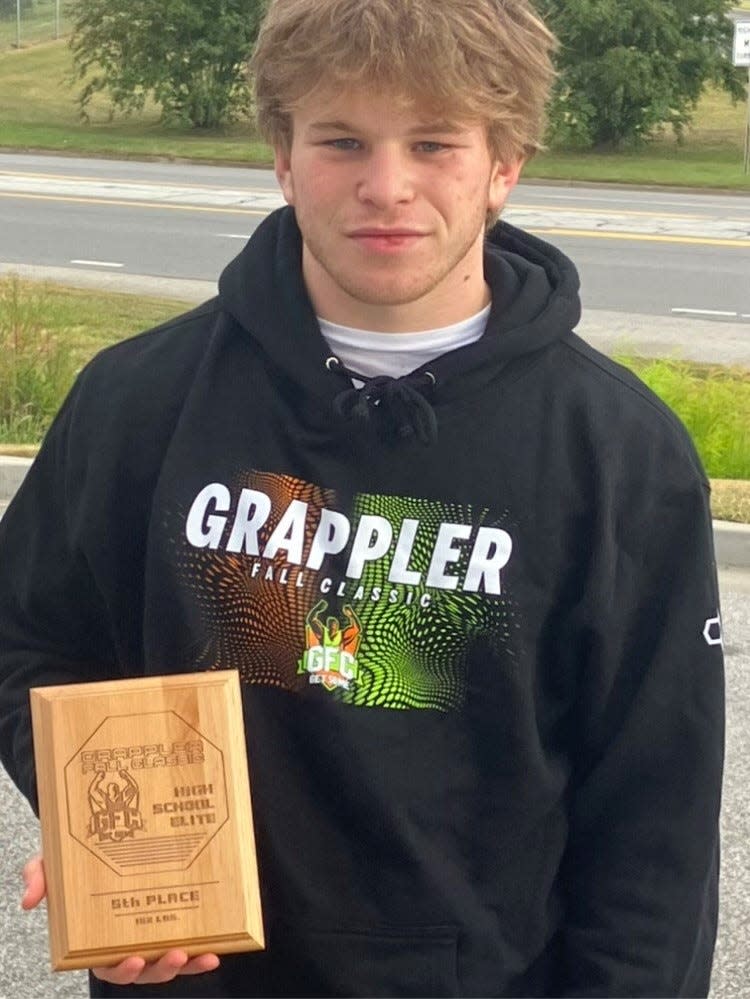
{"left": 64, "top": 712, "right": 228, "bottom": 876}
{"left": 88, "top": 771, "right": 144, "bottom": 843}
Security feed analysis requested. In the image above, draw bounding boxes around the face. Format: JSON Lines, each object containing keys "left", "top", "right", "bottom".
{"left": 274, "top": 88, "right": 522, "bottom": 332}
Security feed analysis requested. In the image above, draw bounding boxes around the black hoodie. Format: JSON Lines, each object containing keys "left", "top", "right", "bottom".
{"left": 0, "top": 208, "right": 724, "bottom": 998}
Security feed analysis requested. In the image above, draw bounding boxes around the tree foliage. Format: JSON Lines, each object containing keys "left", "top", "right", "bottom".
{"left": 536, "top": 0, "right": 746, "bottom": 148}
{"left": 67, "top": 0, "right": 266, "bottom": 129}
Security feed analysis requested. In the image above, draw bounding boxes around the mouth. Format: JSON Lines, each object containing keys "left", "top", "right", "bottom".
{"left": 349, "top": 229, "right": 427, "bottom": 237}
{"left": 348, "top": 230, "right": 428, "bottom": 253}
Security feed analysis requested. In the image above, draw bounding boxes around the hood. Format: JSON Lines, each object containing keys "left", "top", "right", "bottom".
{"left": 218, "top": 206, "right": 581, "bottom": 443}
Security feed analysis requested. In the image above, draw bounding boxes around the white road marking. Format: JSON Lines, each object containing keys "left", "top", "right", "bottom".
{"left": 0, "top": 170, "right": 273, "bottom": 194}
{"left": 512, "top": 203, "right": 696, "bottom": 220}
{"left": 671, "top": 307, "right": 738, "bottom": 318}
{"left": 215, "top": 234, "right": 252, "bottom": 239}
{"left": 517, "top": 190, "right": 745, "bottom": 212}
{"left": 70, "top": 259, "right": 124, "bottom": 268}
{"left": 0, "top": 174, "right": 286, "bottom": 210}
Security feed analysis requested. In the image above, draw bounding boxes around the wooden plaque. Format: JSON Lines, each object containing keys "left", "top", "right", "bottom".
{"left": 30, "top": 670, "right": 265, "bottom": 971}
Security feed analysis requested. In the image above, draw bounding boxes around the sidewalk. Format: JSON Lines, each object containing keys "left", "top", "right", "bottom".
{"left": 1, "top": 456, "right": 748, "bottom": 570}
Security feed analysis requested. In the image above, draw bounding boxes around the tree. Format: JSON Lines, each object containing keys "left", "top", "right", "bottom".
{"left": 536, "top": 0, "right": 746, "bottom": 148}
{"left": 67, "top": 0, "right": 266, "bottom": 129}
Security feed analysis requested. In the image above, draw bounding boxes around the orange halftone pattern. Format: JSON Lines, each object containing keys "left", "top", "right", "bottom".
{"left": 179, "top": 471, "right": 336, "bottom": 690}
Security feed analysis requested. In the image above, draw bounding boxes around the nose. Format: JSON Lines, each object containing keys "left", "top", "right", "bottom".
{"left": 356, "top": 144, "right": 416, "bottom": 210}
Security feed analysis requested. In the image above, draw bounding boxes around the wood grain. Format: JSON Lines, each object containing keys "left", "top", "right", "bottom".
{"left": 30, "top": 671, "right": 264, "bottom": 971}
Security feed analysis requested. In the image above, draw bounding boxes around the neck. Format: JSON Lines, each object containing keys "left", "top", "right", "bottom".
{"left": 315, "top": 285, "right": 493, "bottom": 332}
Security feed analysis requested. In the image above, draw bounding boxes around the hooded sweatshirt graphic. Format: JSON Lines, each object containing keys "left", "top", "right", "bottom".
{"left": 0, "top": 208, "right": 724, "bottom": 998}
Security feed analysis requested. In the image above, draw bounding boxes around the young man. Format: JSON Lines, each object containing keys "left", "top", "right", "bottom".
{"left": 0, "top": 0, "right": 724, "bottom": 996}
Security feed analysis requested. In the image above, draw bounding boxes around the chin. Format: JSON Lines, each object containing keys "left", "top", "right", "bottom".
{"left": 339, "top": 275, "right": 437, "bottom": 306}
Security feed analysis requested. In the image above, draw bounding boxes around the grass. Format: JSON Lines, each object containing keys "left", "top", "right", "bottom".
{"left": 0, "top": 41, "right": 271, "bottom": 164}
{"left": 0, "top": 275, "right": 190, "bottom": 441}
{"left": 0, "top": 274, "right": 77, "bottom": 441}
{"left": 616, "top": 357, "right": 750, "bottom": 482}
{"left": 711, "top": 479, "right": 750, "bottom": 524}
{"left": 525, "top": 86, "right": 750, "bottom": 189}
{"left": 0, "top": 1, "right": 68, "bottom": 51}
{"left": 0, "top": 277, "right": 748, "bottom": 522}
{"left": 0, "top": 41, "right": 748, "bottom": 186}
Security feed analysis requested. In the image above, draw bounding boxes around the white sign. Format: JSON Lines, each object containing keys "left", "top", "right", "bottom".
{"left": 733, "top": 20, "right": 750, "bottom": 67}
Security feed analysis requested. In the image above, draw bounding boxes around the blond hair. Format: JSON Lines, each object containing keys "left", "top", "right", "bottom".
{"left": 250, "top": 0, "right": 557, "bottom": 166}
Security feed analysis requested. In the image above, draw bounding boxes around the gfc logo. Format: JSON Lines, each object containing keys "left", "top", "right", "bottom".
{"left": 298, "top": 600, "right": 362, "bottom": 692}
{"left": 87, "top": 771, "right": 144, "bottom": 843}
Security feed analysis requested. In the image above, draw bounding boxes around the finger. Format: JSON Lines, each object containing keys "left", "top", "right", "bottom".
{"left": 129, "top": 951, "right": 220, "bottom": 984}
{"left": 179, "top": 953, "right": 221, "bottom": 976}
{"left": 130, "top": 951, "right": 221, "bottom": 984}
{"left": 21, "top": 856, "right": 46, "bottom": 910}
{"left": 94, "top": 950, "right": 195, "bottom": 986}
{"left": 92, "top": 956, "right": 148, "bottom": 985}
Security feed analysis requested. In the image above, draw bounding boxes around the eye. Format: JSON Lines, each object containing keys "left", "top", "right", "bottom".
{"left": 416, "top": 142, "right": 450, "bottom": 153}
{"left": 323, "top": 138, "right": 362, "bottom": 151}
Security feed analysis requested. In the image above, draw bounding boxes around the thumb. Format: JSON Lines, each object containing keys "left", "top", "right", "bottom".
{"left": 21, "top": 855, "right": 47, "bottom": 910}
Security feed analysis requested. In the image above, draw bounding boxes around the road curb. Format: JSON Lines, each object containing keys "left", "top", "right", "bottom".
{"left": 0, "top": 262, "right": 215, "bottom": 305}
{"left": 713, "top": 520, "right": 750, "bottom": 571}
{"left": 1, "top": 457, "right": 748, "bottom": 570}
{"left": 0, "top": 456, "right": 31, "bottom": 500}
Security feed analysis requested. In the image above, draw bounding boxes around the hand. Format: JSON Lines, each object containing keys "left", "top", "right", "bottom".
{"left": 92, "top": 950, "right": 221, "bottom": 986}
{"left": 21, "top": 855, "right": 220, "bottom": 985}
{"left": 21, "top": 854, "right": 46, "bottom": 910}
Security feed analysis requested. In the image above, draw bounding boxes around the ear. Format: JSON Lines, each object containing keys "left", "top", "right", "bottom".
{"left": 488, "top": 158, "right": 523, "bottom": 217}
{"left": 274, "top": 145, "right": 295, "bottom": 205}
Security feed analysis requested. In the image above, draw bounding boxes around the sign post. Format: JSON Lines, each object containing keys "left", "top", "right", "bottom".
{"left": 733, "top": 20, "right": 750, "bottom": 174}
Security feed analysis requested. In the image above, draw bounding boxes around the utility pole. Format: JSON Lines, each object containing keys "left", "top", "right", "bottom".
{"left": 16, "top": 0, "right": 21, "bottom": 49}
{"left": 733, "top": 20, "right": 750, "bottom": 174}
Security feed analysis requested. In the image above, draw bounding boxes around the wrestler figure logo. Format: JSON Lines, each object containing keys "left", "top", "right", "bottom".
{"left": 87, "top": 770, "right": 144, "bottom": 843}
{"left": 298, "top": 600, "right": 362, "bottom": 692}
{"left": 65, "top": 712, "right": 229, "bottom": 875}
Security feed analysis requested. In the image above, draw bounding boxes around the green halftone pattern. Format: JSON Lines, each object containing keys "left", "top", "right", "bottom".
{"left": 338, "top": 493, "right": 512, "bottom": 711}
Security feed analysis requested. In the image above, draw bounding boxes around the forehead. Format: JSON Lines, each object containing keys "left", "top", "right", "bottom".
{"left": 291, "top": 85, "right": 479, "bottom": 136}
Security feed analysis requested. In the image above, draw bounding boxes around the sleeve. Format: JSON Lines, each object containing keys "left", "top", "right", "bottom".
{"left": 0, "top": 380, "right": 119, "bottom": 813}
{"left": 559, "top": 460, "right": 725, "bottom": 997}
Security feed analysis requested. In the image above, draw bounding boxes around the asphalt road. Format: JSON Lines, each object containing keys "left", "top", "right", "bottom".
{"left": 1, "top": 152, "right": 749, "bottom": 324}
{"left": 0, "top": 570, "right": 748, "bottom": 999}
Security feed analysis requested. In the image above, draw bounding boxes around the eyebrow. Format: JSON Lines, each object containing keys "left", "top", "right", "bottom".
{"left": 305, "top": 120, "right": 467, "bottom": 135}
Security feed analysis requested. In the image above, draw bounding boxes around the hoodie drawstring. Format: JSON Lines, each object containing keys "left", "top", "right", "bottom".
{"left": 327, "top": 358, "right": 438, "bottom": 446}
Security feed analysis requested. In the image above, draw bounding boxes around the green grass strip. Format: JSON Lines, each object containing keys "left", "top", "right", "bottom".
{"left": 616, "top": 357, "right": 750, "bottom": 481}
